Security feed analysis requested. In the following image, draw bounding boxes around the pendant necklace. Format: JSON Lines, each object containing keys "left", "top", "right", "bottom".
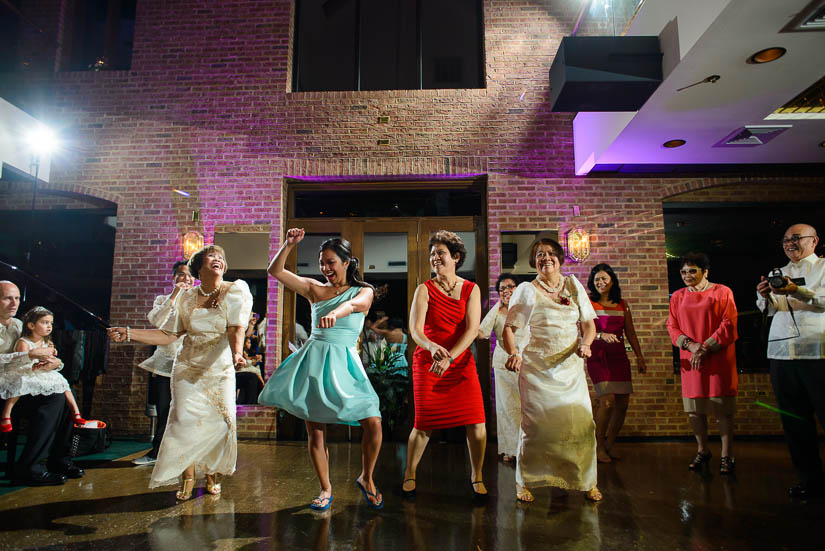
{"left": 435, "top": 277, "right": 458, "bottom": 295}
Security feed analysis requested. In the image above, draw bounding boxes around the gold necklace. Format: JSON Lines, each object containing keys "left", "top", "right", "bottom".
{"left": 434, "top": 277, "right": 458, "bottom": 295}
{"left": 535, "top": 275, "right": 564, "bottom": 294}
{"left": 331, "top": 284, "right": 349, "bottom": 296}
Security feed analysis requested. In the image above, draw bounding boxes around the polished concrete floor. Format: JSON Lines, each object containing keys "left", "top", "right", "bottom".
{"left": 0, "top": 440, "right": 823, "bottom": 550}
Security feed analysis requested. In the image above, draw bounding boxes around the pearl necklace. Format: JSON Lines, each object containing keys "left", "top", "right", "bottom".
{"left": 688, "top": 280, "right": 712, "bottom": 293}
{"left": 198, "top": 285, "right": 220, "bottom": 298}
{"left": 535, "top": 275, "right": 564, "bottom": 294}
{"left": 434, "top": 277, "right": 458, "bottom": 295}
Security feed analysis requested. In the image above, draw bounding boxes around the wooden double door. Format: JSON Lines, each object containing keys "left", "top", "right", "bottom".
{"left": 276, "top": 216, "right": 490, "bottom": 441}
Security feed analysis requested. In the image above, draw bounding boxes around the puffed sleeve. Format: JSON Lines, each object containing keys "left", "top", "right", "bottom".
{"left": 478, "top": 301, "right": 500, "bottom": 339}
{"left": 570, "top": 275, "right": 597, "bottom": 322}
{"left": 225, "top": 279, "right": 253, "bottom": 328}
{"left": 706, "top": 285, "right": 738, "bottom": 351}
{"left": 0, "top": 352, "right": 33, "bottom": 372}
{"left": 505, "top": 282, "right": 535, "bottom": 329}
{"left": 148, "top": 294, "right": 176, "bottom": 328}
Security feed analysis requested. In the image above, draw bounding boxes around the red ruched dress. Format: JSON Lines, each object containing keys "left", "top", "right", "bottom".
{"left": 412, "top": 279, "right": 486, "bottom": 430}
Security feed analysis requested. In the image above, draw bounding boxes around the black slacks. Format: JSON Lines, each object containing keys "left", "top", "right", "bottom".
{"left": 148, "top": 374, "right": 171, "bottom": 459}
{"left": 13, "top": 393, "right": 73, "bottom": 477}
{"left": 770, "top": 359, "right": 825, "bottom": 485}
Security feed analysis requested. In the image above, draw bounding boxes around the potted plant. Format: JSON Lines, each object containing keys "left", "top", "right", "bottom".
{"left": 364, "top": 343, "right": 409, "bottom": 439}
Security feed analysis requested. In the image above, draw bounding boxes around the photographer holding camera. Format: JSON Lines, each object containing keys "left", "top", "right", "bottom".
{"left": 757, "top": 223, "right": 825, "bottom": 500}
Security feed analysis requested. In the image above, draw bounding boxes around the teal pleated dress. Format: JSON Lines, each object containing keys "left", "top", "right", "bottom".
{"left": 258, "top": 286, "right": 381, "bottom": 425}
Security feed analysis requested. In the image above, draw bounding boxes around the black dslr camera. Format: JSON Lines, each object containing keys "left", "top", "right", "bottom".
{"left": 768, "top": 268, "right": 787, "bottom": 289}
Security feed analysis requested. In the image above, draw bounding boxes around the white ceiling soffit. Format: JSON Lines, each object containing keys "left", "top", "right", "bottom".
{"left": 573, "top": 0, "right": 825, "bottom": 174}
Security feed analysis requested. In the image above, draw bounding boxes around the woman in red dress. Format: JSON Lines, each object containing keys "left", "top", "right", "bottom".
{"left": 667, "top": 252, "right": 738, "bottom": 474}
{"left": 400, "top": 230, "right": 486, "bottom": 499}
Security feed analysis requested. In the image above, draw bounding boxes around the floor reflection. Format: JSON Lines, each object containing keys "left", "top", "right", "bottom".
{"left": 0, "top": 441, "right": 823, "bottom": 550}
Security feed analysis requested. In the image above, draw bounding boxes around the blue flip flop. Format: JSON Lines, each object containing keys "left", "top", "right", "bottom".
{"left": 310, "top": 494, "right": 333, "bottom": 511}
{"left": 355, "top": 479, "right": 384, "bottom": 510}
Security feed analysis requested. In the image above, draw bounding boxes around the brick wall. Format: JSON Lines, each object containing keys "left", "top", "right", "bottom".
{"left": 1, "top": 2, "right": 823, "bottom": 438}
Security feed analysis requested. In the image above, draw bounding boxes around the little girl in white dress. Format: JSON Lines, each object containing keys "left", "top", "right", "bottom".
{"left": 0, "top": 306, "right": 85, "bottom": 433}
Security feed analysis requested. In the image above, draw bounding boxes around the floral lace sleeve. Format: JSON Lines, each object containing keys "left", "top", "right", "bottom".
{"left": 505, "top": 282, "right": 535, "bottom": 329}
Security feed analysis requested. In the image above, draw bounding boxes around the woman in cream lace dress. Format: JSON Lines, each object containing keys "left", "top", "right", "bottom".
{"left": 502, "top": 238, "right": 601, "bottom": 502}
{"left": 109, "top": 245, "right": 252, "bottom": 499}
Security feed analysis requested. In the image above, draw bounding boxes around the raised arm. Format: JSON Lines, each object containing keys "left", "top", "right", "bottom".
{"left": 622, "top": 302, "right": 647, "bottom": 373}
{"left": 268, "top": 228, "right": 322, "bottom": 300}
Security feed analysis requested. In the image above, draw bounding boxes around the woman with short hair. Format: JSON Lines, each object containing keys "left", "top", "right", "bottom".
{"left": 667, "top": 252, "right": 738, "bottom": 474}
{"left": 501, "top": 238, "right": 602, "bottom": 502}
{"left": 108, "top": 245, "right": 253, "bottom": 499}
{"left": 401, "top": 230, "right": 486, "bottom": 500}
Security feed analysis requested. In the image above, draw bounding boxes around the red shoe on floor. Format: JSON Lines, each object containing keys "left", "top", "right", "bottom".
{"left": 0, "top": 418, "right": 11, "bottom": 433}
{"left": 73, "top": 414, "right": 87, "bottom": 426}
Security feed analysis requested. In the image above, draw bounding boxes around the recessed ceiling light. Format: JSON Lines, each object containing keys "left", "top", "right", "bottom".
{"left": 663, "top": 139, "right": 686, "bottom": 148}
{"left": 747, "top": 47, "right": 786, "bottom": 64}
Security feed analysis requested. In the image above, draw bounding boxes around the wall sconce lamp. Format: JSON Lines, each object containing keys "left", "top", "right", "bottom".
{"left": 182, "top": 230, "right": 204, "bottom": 260}
{"left": 565, "top": 227, "right": 591, "bottom": 263}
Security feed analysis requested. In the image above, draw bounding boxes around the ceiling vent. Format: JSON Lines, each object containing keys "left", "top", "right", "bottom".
{"left": 714, "top": 125, "right": 792, "bottom": 147}
{"left": 801, "top": 4, "right": 825, "bottom": 29}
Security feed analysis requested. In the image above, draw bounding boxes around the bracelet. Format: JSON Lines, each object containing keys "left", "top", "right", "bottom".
{"left": 680, "top": 337, "right": 693, "bottom": 350}
{"left": 596, "top": 332, "right": 602, "bottom": 341}
{"left": 508, "top": 353, "right": 520, "bottom": 359}
{"left": 126, "top": 326, "right": 131, "bottom": 343}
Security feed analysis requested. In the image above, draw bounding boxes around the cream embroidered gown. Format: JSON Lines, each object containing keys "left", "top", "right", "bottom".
{"left": 505, "top": 275, "right": 598, "bottom": 491}
{"left": 149, "top": 279, "right": 253, "bottom": 488}
{"left": 478, "top": 302, "right": 528, "bottom": 457}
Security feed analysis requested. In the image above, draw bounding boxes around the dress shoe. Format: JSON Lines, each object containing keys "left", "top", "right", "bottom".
{"left": 22, "top": 471, "right": 67, "bottom": 486}
{"left": 56, "top": 463, "right": 85, "bottom": 479}
{"left": 788, "top": 482, "right": 825, "bottom": 499}
{"left": 132, "top": 455, "right": 157, "bottom": 466}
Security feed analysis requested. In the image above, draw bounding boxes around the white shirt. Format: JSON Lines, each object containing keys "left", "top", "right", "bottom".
{"left": 756, "top": 253, "right": 825, "bottom": 360}
{"left": 0, "top": 318, "right": 30, "bottom": 370}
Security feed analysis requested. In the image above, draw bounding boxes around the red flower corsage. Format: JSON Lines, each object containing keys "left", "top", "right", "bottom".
{"left": 559, "top": 296, "right": 571, "bottom": 306}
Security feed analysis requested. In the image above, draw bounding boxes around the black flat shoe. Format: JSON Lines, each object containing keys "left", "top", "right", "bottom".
{"left": 471, "top": 481, "right": 489, "bottom": 502}
{"left": 788, "top": 482, "right": 825, "bottom": 499}
{"left": 21, "top": 471, "right": 67, "bottom": 486}
{"left": 57, "top": 463, "right": 85, "bottom": 479}
{"left": 688, "top": 450, "right": 712, "bottom": 471}
{"left": 400, "top": 478, "right": 416, "bottom": 499}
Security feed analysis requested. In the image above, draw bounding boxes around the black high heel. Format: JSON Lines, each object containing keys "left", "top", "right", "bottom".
{"left": 719, "top": 456, "right": 736, "bottom": 475}
{"left": 688, "top": 450, "right": 712, "bottom": 471}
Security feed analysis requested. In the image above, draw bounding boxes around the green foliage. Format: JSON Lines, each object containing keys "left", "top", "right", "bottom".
{"left": 365, "top": 343, "right": 409, "bottom": 433}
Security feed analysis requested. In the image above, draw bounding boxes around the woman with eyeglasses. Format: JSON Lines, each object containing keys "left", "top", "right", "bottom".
{"left": 586, "top": 263, "right": 647, "bottom": 463}
{"left": 667, "top": 252, "right": 739, "bottom": 474}
{"left": 477, "top": 273, "right": 527, "bottom": 462}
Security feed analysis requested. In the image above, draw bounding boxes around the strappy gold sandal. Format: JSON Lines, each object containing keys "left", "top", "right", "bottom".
{"left": 585, "top": 486, "right": 603, "bottom": 502}
{"left": 516, "top": 484, "right": 534, "bottom": 503}
{"left": 176, "top": 478, "right": 195, "bottom": 501}
{"left": 206, "top": 474, "right": 222, "bottom": 495}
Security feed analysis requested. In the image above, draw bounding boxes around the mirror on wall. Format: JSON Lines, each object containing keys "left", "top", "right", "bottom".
{"left": 500, "top": 230, "right": 559, "bottom": 275}
{"left": 214, "top": 232, "right": 270, "bottom": 404}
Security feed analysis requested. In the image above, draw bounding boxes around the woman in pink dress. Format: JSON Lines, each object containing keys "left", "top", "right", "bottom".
{"left": 586, "top": 263, "right": 647, "bottom": 463}
{"left": 667, "top": 252, "right": 738, "bottom": 474}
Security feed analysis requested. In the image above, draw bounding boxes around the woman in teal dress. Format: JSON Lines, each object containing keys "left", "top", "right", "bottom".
{"left": 258, "top": 228, "right": 384, "bottom": 511}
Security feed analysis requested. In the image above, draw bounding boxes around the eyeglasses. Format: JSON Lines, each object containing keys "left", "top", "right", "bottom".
{"left": 680, "top": 268, "right": 700, "bottom": 275}
{"left": 781, "top": 235, "right": 815, "bottom": 246}
{"left": 499, "top": 284, "right": 517, "bottom": 291}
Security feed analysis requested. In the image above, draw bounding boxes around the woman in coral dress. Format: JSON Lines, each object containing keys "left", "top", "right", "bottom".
{"left": 667, "top": 251, "right": 738, "bottom": 474}
{"left": 401, "top": 230, "right": 486, "bottom": 500}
